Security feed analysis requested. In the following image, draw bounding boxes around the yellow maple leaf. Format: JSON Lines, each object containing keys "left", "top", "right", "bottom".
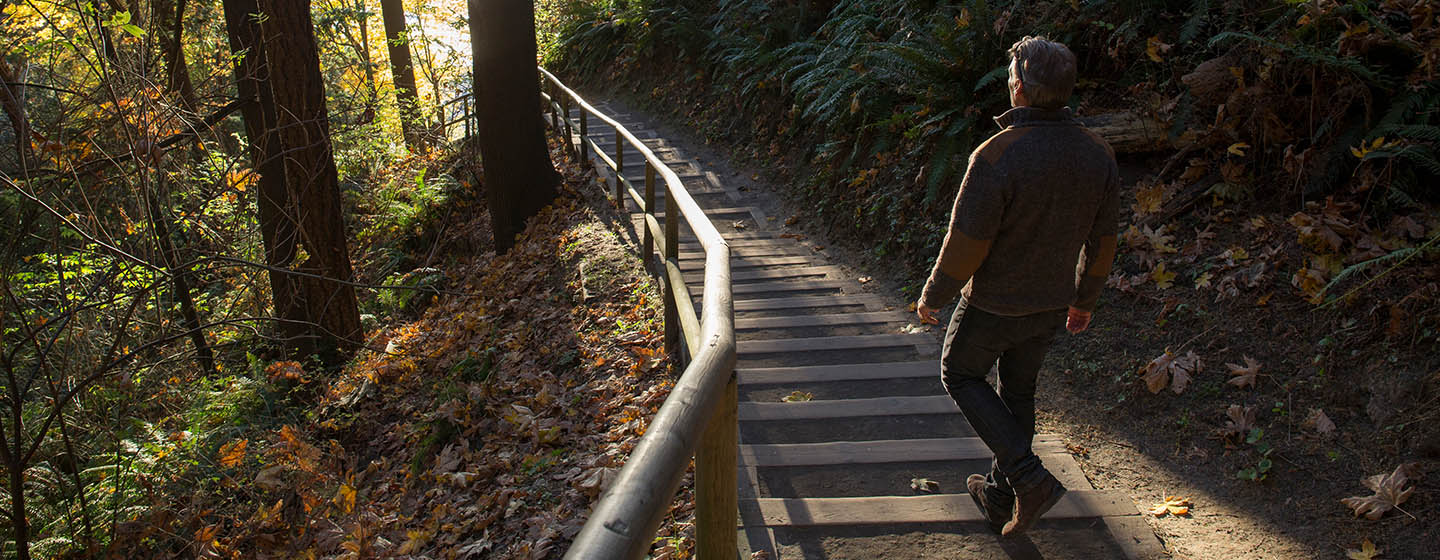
{"left": 1151, "top": 262, "right": 1176, "bottom": 289}
{"left": 1148, "top": 495, "right": 1192, "bottom": 517}
{"left": 1347, "top": 538, "right": 1381, "bottom": 560}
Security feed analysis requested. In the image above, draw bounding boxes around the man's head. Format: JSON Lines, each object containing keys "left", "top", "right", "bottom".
{"left": 1006, "top": 36, "right": 1076, "bottom": 109}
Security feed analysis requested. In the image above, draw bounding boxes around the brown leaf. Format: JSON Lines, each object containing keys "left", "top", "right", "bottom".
{"left": 1225, "top": 356, "right": 1261, "bottom": 389}
{"left": 1219, "top": 404, "right": 1256, "bottom": 440}
{"left": 910, "top": 477, "right": 940, "bottom": 493}
{"left": 1341, "top": 464, "right": 1419, "bottom": 520}
{"left": 1303, "top": 408, "right": 1336, "bottom": 434}
{"left": 1140, "top": 350, "right": 1201, "bottom": 394}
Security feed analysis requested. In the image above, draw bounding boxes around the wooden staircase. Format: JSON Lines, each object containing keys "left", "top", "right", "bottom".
{"left": 566, "top": 103, "right": 1168, "bottom": 559}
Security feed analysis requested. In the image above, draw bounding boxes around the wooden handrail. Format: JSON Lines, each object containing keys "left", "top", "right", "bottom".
{"left": 538, "top": 67, "right": 738, "bottom": 560}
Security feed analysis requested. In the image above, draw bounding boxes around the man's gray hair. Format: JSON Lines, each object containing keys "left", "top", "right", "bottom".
{"left": 1008, "top": 36, "right": 1076, "bottom": 109}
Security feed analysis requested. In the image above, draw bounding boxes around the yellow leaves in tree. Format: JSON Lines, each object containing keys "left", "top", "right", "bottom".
{"left": 217, "top": 439, "right": 247, "bottom": 468}
{"left": 1140, "top": 349, "right": 1201, "bottom": 394}
{"left": 1341, "top": 463, "right": 1420, "bottom": 520}
{"left": 1148, "top": 495, "right": 1191, "bottom": 517}
{"left": 1151, "top": 262, "right": 1177, "bottom": 289}
{"left": 1224, "top": 356, "right": 1261, "bottom": 389}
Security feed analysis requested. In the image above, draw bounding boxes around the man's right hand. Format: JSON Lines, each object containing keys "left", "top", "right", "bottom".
{"left": 1066, "top": 307, "right": 1092, "bottom": 334}
{"left": 916, "top": 302, "right": 940, "bottom": 325}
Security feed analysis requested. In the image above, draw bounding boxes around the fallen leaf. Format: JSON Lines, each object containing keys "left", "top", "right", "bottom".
{"left": 910, "top": 478, "right": 940, "bottom": 493}
{"left": 1227, "top": 142, "right": 1251, "bottom": 156}
{"left": 1303, "top": 408, "right": 1336, "bottom": 434}
{"left": 782, "top": 391, "right": 814, "bottom": 403}
{"left": 1342, "top": 464, "right": 1419, "bottom": 520}
{"left": 1140, "top": 349, "right": 1201, "bottom": 394}
{"left": 1347, "top": 539, "right": 1382, "bottom": 560}
{"left": 1151, "top": 262, "right": 1177, "bottom": 289}
{"left": 731, "top": 221, "right": 747, "bottom": 230}
{"left": 1225, "top": 356, "right": 1261, "bottom": 389}
{"left": 218, "top": 439, "right": 247, "bottom": 468}
{"left": 1148, "top": 495, "right": 1191, "bottom": 517}
{"left": 857, "top": 276, "right": 872, "bottom": 284}
{"left": 1219, "top": 404, "right": 1256, "bottom": 440}
{"left": 1145, "top": 35, "right": 1172, "bottom": 62}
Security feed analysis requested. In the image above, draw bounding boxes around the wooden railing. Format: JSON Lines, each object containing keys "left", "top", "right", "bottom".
{"left": 538, "top": 68, "right": 739, "bottom": 559}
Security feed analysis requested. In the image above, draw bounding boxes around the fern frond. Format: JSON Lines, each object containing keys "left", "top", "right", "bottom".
{"left": 973, "top": 65, "right": 1008, "bottom": 92}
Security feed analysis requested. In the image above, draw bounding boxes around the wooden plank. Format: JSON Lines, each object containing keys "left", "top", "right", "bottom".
{"left": 692, "top": 279, "right": 848, "bottom": 298}
{"left": 1101, "top": 514, "right": 1170, "bottom": 560}
{"left": 655, "top": 206, "right": 759, "bottom": 219}
{"left": 738, "top": 395, "right": 957, "bottom": 421}
{"left": 741, "top": 490, "right": 1138, "bottom": 527}
{"left": 738, "top": 333, "right": 933, "bottom": 355}
{"left": 740, "top": 435, "right": 1065, "bottom": 467}
{"left": 738, "top": 361, "right": 934, "bottom": 385}
{"left": 685, "top": 265, "right": 837, "bottom": 284}
{"left": 735, "top": 311, "right": 912, "bottom": 331}
{"left": 678, "top": 256, "right": 811, "bottom": 272}
{"left": 679, "top": 238, "right": 791, "bottom": 250}
{"left": 679, "top": 246, "right": 807, "bottom": 260}
{"left": 727, "top": 294, "right": 885, "bottom": 312}
{"left": 1043, "top": 447, "right": 1093, "bottom": 490}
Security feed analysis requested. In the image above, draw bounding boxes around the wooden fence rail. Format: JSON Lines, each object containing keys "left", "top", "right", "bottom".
{"left": 537, "top": 68, "right": 739, "bottom": 560}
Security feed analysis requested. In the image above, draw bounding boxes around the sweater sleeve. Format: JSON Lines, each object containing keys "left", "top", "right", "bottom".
{"left": 920, "top": 154, "right": 1004, "bottom": 309}
{"left": 1072, "top": 163, "right": 1120, "bottom": 311}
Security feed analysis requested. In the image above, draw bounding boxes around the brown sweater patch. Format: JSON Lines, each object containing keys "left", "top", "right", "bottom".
{"left": 921, "top": 106, "right": 1120, "bottom": 315}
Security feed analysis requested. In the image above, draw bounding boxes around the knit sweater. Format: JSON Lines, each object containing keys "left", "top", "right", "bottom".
{"left": 919, "top": 106, "right": 1119, "bottom": 316}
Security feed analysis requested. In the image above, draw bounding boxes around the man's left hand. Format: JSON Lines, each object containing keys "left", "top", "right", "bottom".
{"left": 916, "top": 302, "right": 940, "bottom": 325}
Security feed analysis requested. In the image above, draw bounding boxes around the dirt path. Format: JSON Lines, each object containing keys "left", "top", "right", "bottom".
{"left": 568, "top": 89, "right": 1440, "bottom": 560}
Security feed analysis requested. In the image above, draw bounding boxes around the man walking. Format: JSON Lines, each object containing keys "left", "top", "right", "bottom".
{"left": 915, "top": 36, "right": 1119, "bottom": 536}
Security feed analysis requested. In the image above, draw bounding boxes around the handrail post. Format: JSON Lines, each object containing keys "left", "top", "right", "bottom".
{"left": 643, "top": 161, "right": 655, "bottom": 272}
{"left": 549, "top": 83, "right": 559, "bottom": 131}
{"left": 462, "top": 96, "right": 470, "bottom": 139}
{"left": 695, "top": 371, "right": 738, "bottom": 560}
{"left": 562, "top": 96, "right": 574, "bottom": 154}
{"left": 613, "top": 130, "right": 624, "bottom": 209}
{"left": 663, "top": 184, "right": 679, "bottom": 362}
{"left": 579, "top": 110, "right": 589, "bottom": 162}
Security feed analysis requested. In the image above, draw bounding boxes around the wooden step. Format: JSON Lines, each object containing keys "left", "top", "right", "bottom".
{"left": 738, "top": 361, "right": 935, "bottom": 385}
{"left": 692, "top": 280, "right": 849, "bottom": 298}
{"left": 740, "top": 436, "right": 1065, "bottom": 467}
{"left": 738, "top": 333, "right": 933, "bottom": 355}
{"left": 685, "top": 265, "right": 837, "bottom": 285}
{"left": 724, "top": 294, "right": 885, "bottom": 313}
{"left": 740, "top": 490, "right": 1137, "bottom": 527}
{"left": 679, "top": 246, "right": 806, "bottom": 260}
{"left": 738, "top": 395, "right": 956, "bottom": 421}
{"left": 735, "top": 311, "right": 914, "bottom": 331}
{"left": 677, "top": 256, "right": 811, "bottom": 272}
{"left": 678, "top": 239, "right": 792, "bottom": 250}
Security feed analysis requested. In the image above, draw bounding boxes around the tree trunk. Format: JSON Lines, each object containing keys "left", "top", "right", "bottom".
{"left": 0, "top": 57, "right": 32, "bottom": 172}
{"left": 381, "top": 0, "right": 423, "bottom": 151}
{"left": 221, "top": 0, "right": 308, "bottom": 360}
{"left": 257, "top": 0, "right": 363, "bottom": 365}
{"left": 468, "top": 0, "right": 560, "bottom": 253}
{"left": 152, "top": 0, "right": 199, "bottom": 115}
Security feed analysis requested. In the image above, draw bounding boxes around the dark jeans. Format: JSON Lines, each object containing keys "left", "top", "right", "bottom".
{"left": 940, "top": 298, "right": 1065, "bottom": 497}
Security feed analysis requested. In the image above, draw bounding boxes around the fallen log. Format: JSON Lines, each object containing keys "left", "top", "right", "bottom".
{"left": 1078, "top": 111, "right": 1192, "bottom": 154}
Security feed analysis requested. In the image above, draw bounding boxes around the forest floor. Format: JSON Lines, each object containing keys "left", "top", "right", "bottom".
{"left": 119, "top": 139, "right": 703, "bottom": 559}
{"left": 582, "top": 87, "right": 1439, "bottom": 560}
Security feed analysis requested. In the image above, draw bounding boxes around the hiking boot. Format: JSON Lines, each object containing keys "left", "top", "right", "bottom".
{"left": 967, "top": 474, "right": 1012, "bottom": 533}
{"left": 1001, "top": 474, "right": 1066, "bottom": 536}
